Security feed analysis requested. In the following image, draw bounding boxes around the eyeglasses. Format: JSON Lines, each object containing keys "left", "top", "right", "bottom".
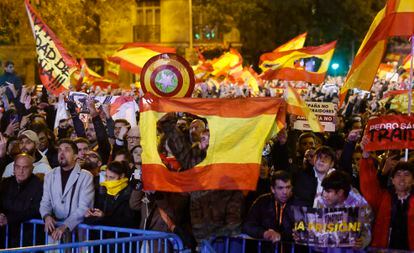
{"left": 127, "top": 136, "right": 140, "bottom": 141}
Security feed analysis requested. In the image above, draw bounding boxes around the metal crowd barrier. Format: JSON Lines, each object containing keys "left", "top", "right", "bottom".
{"left": 202, "top": 235, "right": 414, "bottom": 253}
{"left": 1, "top": 219, "right": 187, "bottom": 253}
{"left": 202, "top": 235, "right": 296, "bottom": 253}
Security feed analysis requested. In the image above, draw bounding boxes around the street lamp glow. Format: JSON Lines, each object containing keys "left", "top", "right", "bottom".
{"left": 331, "top": 63, "right": 339, "bottom": 70}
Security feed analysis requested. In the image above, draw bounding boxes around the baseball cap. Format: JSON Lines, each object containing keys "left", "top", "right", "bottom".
{"left": 18, "top": 130, "right": 40, "bottom": 146}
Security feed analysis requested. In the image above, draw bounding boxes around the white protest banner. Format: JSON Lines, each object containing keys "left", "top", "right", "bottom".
{"left": 293, "top": 102, "right": 336, "bottom": 132}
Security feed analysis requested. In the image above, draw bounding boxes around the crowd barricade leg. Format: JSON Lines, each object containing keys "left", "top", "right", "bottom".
{"left": 0, "top": 219, "right": 187, "bottom": 253}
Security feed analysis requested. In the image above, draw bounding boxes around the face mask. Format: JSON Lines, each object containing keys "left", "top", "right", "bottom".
{"left": 100, "top": 177, "right": 128, "bottom": 196}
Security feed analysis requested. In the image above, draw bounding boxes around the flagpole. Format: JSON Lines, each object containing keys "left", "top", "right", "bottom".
{"left": 405, "top": 36, "right": 414, "bottom": 161}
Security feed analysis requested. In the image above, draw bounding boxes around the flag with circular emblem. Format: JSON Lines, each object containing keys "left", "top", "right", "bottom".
{"left": 140, "top": 53, "right": 195, "bottom": 97}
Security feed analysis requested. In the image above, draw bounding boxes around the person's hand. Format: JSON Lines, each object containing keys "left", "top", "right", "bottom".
{"left": 20, "top": 113, "right": 32, "bottom": 129}
{"left": 0, "top": 133, "right": 7, "bottom": 158}
{"left": 263, "top": 229, "right": 281, "bottom": 243}
{"left": 58, "top": 91, "right": 68, "bottom": 104}
{"left": 353, "top": 237, "right": 364, "bottom": 249}
{"left": 382, "top": 154, "right": 399, "bottom": 175}
{"left": 92, "top": 208, "right": 104, "bottom": 218}
{"left": 44, "top": 215, "right": 56, "bottom": 234}
{"left": 84, "top": 208, "right": 94, "bottom": 218}
{"left": 5, "top": 120, "right": 19, "bottom": 137}
{"left": 22, "top": 93, "right": 32, "bottom": 110}
{"left": 292, "top": 231, "right": 300, "bottom": 241}
{"left": 66, "top": 100, "right": 77, "bottom": 116}
{"left": 86, "top": 97, "right": 99, "bottom": 118}
{"left": 347, "top": 129, "right": 362, "bottom": 142}
{"left": 0, "top": 213, "right": 8, "bottom": 226}
{"left": 6, "top": 81, "right": 17, "bottom": 98}
{"left": 51, "top": 225, "right": 67, "bottom": 241}
{"left": 101, "top": 103, "right": 111, "bottom": 119}
{"left": 360, "top": 135, "right": 371, "bottom": 159}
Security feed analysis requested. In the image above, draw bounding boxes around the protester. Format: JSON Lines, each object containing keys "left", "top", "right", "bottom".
{"left": 314, "top": 170, "right": 372, "bottom": 249}
{"left": 85, "top": 161, "right": 138, "bottom": 228}
{"left": 360, "top": 136, "right": 414, "bottom": 251}
{"left": 2, "top": 130, "right": 51, "bottom": 178}
{"left": 243, "top": 170, "right": 296, "bottom": 243}
{"left": 39, "top": 139, "right": 94, "bottom": 242}
{"left": 0, "top": 153, "right": 43, "bottom": 248}
{"left": 0, "top": 52, "right": 412, "bottom": 253}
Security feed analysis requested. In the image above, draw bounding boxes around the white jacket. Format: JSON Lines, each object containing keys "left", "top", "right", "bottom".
{"left": 39, "top": 163, "right": 94, "bottom": 231}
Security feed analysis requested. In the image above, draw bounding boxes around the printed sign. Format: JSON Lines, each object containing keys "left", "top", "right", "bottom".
{"left": 292, "top": 206, "right": 364, "bottom": 247}
{"left": 293, "top": 102, "right": 336, "bottom": 132}
{"left": 364, "top": 115, "right": 414, "bottom": 151}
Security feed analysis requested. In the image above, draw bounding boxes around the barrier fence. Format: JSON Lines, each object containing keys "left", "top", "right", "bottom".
{"left": 1, "top": 222, "right": 413, "bottom": 253}
{"left": 1, "top": 219, "right": 186, "bottom": 253}
{"left": 201, "top": 235, "right": 414, "bottom": 253}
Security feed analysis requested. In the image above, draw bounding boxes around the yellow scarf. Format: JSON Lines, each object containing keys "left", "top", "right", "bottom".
{"left": 100, "top": 178, "right": 129, "bottom": 196}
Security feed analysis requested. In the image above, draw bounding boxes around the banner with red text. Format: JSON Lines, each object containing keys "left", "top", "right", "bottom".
{"left": 364, "top": 115, "right": 414, "bottom": 151}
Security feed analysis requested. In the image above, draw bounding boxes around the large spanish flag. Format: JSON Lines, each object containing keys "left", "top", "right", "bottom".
{"left": 107, "top": 43, "right": 176, "bottom": 74}
{"left": 260, "top": 41, "right": 336, "bottom": 84}
{"left": 140, "top": 95, "right": 286, "bottom": 192}
{"left": 340, "top": 0, "right": 414, "bottom": 104}
{"left": 260, "top": 33, "right": 307, "bottom": 72}
{"left": 25, "top": 0, "right": 78, "bottom": 96}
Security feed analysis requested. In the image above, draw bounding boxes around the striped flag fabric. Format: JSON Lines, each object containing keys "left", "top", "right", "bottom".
{"left": 285, "top": 84, "right": 324, "bottom": 132}
{"left": 260, "top": 41, "right": 337, "bottom": 84}
{"left": 139, "top": 95, "right": 286, "bottom": 192}
{"left": 107, "top": 43, "right": 176, "bottom": 74}
{"left": 260, "top": 33, "right": 307, "bottom": 72}
{"left": 211, "top": 48, "right": 243, "bottom": 77}
{"left": 340, "top": 0, "right": 414, "bottom": 104}
{"left": 274, "top": 33, "right": 307, "bottom": 53}
{"left": 25, "top": 0, "right": 78, "bottom": 96}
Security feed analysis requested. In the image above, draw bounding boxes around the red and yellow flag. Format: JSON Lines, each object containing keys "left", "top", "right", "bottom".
{"left": 25, "top": 0, "right": 78, "bottom": 96}
{"left": 402, "top": 54, "right": 412, "bottom": 70}
{"left": 274, "top": 33, "right": 307, "bottom": 53}
{"left": 260, "top": 41, "right": 337, "bottom": 84}
{"left": 236, "top": 67, "right": 263, "bottom": 96}
{"left": 340, "top": 0, "right": 414, "bottom": 104}
{"left": 377, "top": 63, "right": 395, "bottom": 79}
{"left": 285, "top": 84, "right": 323, "bottom": 132}
{"left": 140, "top": 95, "right": 286, "bottom": 192}
{"left": 106, "top": 59, "right": 121, "bottom": 80}
{"left": 260, "top": 33, "right": 307, "bottom": 72}
{"left": 76, "top": 59, "right": 118, "bottom": 90}
{"left": 107, "top": 43, "right": 176, "bottom": 74}
{"left": 211, "top": 48, "right": 243, "bottom": 77}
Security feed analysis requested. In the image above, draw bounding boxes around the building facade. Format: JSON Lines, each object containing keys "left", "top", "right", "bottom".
{"left": 0, "top": 0, "right": 240, "bottom": 85}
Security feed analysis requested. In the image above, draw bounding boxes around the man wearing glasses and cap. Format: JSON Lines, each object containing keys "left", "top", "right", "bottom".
{"left": 2, "top": 130, "right": 51, "bottom": 179}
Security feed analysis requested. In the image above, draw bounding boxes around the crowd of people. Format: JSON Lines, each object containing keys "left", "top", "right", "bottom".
{"left": 0, "top": 60, "right": 412, "bottom": 252}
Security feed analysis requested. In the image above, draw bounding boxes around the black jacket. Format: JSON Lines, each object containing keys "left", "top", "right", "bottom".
{"left": 242, "top": 193, "right": 297, "bottom": 242}
{"left": 292, "top": 166, "right": 317, "bottom": 207}
{"left": 0, "top": 174, "right": 43, "bottom": 248}
{"left": 0, "top": 175, "right": 43, "bottom": 224}
{"left": 85, "top": 185, "right": 139, "bottom": 228}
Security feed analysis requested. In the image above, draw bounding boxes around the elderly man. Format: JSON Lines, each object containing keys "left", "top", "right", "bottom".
{"left": 2, "top": 130, "right": 51, "bottom": 178}
{"left": 0, "top": 153, "right": 43, "bottom": 248}
{"left": 40, "top": 139, "right": 94, "bottom": 242}
{"left": 126, "top": 126, "right": 140, "bottom": 151}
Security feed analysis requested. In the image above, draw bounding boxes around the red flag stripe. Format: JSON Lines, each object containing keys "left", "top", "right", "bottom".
{"left": 142, "top": 163, "right": 260, "bottom": 192}
{"left": 140, "top": 96, "right": 286, "bottom": 118}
